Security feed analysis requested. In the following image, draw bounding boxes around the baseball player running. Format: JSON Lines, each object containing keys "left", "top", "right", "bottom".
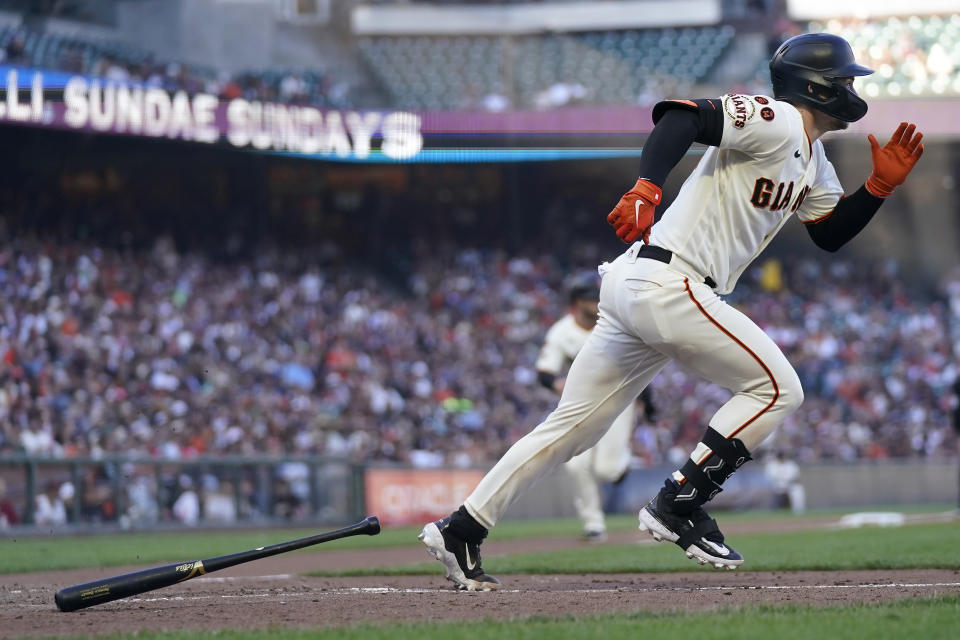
{"left": 419, "top": 33, "right": 924, "bottom": 590}
{"left": 536, "top": 277, "right": 655, "bottom": 542}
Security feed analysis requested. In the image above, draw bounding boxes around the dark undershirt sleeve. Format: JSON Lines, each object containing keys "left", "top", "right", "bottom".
{"left": 638, "top": 100, "right": 724, "bottom": 188}
{"left": 804, "top": 185, "right": 885, "bottom": 252}
{"left": 537, "top": 371, "right": 557, "bottom": 391}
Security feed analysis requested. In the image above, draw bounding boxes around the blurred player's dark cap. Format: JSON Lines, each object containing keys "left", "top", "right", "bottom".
{"left": 769, "top": 33, "right": 873, "bottom": 122}
{"left": 569, "top": 276, "right": 600, "bottom": 304}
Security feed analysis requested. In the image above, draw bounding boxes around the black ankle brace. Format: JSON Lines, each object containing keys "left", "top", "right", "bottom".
{"left": 669, "top": 427, "right": 753, "bottom": 514}
{"left": 448, "top": 505, "right": 488, "bottom": 544}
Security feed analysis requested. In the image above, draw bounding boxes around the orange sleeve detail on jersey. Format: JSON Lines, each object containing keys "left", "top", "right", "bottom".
{"left": 667, "top": 99, "right": 699, "bottom": 108}
{"left": 801, "top": 193, "right": 844, "bottom": 225}
{"left": 801, "top": 210, "right": 834, "bottom": 225}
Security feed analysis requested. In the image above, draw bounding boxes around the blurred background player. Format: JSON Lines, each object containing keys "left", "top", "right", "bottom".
{"left": 535, "top": 276, "right": 655, "bottom": 542}
{"left": 763, "top": 451, "right": 805, "bottom": 514}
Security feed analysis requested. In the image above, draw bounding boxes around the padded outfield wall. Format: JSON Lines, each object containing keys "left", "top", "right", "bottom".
{"left": 505, "top": 460, "right": 960, "bottom": 521}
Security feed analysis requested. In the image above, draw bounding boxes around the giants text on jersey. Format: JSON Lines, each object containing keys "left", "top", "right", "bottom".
{"left": 647, "top": 94, "right": 843, "bottom": 293}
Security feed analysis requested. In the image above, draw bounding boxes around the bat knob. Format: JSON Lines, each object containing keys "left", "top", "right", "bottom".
{"left": 364, "top": 515, "right": 381, "bottom": 535}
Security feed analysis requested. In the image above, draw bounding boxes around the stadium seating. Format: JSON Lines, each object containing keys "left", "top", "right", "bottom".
{"left": 357, "top": 26, "right": 735, "bottom": 110}
{"left": 3, "top": 12, "right": 959, "bottom": 108}
{"left": 357, "top": 35, "right": 506, "bottom": 110}
{"left": 0, "top": 23, "right": 342, "bottom": 106}
{"left": 8, "top": 12, "right": 960, "bottom": 109}
{"left": 0, "top": 24, "right": 150, "bottom": 75}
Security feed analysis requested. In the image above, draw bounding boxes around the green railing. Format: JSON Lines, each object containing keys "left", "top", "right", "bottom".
{"left": 0, "top": 455, "right": 366, "bottom": 530}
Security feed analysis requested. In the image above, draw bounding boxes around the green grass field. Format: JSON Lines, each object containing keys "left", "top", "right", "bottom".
{"left": 307, "top": 520, "right": 960, "bottom": 577}
{"left": 3, "top": 508, "right": 958, "bottom": 639}
{"left": 0, "top": 514, "right": 619, "bottom": 574}
{"left": 0, "top": 506, "right": 955, "bottom": 575}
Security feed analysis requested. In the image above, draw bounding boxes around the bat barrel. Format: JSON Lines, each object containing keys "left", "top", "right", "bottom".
{"left": 55, "top": 561, "right": 195, "bottom": 612}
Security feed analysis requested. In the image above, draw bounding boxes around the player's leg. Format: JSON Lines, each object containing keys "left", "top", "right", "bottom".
{"left": 591, "top": 402, "right": 635, "bottom": 484}
{"left": 420, "top": 298, "right": 669, "bottom": 589}
{"left": 463, "top": 324, "right": 667, "bottom": 530}
{"left": 570, "top": 401, "right": 636, "bottom": 541}
{"left": 421, "top": 333, "right": 666, "bottom": 589}
{"left": 564, "top": 448, "right": 607, "bottom": 541}
{"left": 635, "top": 280, "right": 803, "bottom": 568}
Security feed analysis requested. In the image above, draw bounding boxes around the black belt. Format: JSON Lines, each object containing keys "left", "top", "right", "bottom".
{"left": 638, "top": 244, "right": 717, "bottom": 289}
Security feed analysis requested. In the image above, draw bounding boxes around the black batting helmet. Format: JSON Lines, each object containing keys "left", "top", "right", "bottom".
{"left": 769, "top": 33, "right": 873, "bottom": 122}
{"left": 568, "top": 275, "right": 600, "bottom": 304}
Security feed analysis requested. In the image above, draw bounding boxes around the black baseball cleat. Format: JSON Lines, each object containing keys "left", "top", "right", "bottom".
{"left": 419, "top": 516, "right": 501, "bottom": 591}
{"left": 638, "top": 480, "right": 744, "bottom": 570}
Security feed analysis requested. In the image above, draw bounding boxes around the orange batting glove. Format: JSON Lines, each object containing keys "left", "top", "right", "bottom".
{"left": 865, "top": 122, "right": 924, "bottom": 198}
{"left": 606, "top": 178, "right": 662, "bottom": 244}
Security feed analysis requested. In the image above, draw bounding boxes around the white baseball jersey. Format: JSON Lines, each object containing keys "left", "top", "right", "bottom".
{"left": 463, "top": 95, "right": 826, "bottom": 533}
{"left": 535, "top": 314, "right": 590, "bottom": 376}
{"left": 648, "top": 94, "right": 844, "bottom": 294}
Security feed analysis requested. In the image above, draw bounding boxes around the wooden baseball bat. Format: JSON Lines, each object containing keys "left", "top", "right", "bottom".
{"left": 54, "top": 515, "right": 380, "bottom": 612}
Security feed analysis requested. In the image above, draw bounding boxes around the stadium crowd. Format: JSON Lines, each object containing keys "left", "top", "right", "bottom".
{"left": 810, "top": 15, "right": 960, "bottom": 98}
{"left": 1, "top": 232, "right": 957, "bottom": 475}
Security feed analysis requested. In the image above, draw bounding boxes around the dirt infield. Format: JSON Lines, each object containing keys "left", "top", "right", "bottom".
{"left": 3, "top": 520, "right": 960, "bottom": 638}
{"left": 4, "top": 566, "right": 960, "bottom": 638}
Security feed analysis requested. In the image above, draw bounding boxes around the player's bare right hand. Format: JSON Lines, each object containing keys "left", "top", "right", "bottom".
{"left": 865, "top": 122, "right": 924, "bottom": 198}
{"left": 606, "top": 178, "right": 662, "bottom": 244}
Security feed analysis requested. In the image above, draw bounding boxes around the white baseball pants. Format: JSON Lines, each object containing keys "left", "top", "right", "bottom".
{"left": 464, "top": 243, "right": 803, "bottom": 528}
